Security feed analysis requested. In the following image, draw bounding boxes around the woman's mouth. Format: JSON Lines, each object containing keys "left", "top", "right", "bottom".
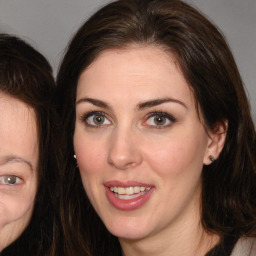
{"left": 105, "top": 182, "right": 154, "bottom": 210}
{"left": 110, "top": 186, "right": 151, "bottom": 200}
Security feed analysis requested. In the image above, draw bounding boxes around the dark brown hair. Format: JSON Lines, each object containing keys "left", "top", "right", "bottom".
{"left": 56, "top": 0, "right": 256, "bottom": 255}
{"left": 0, "top": 34, "right": 62, "bottom": 256}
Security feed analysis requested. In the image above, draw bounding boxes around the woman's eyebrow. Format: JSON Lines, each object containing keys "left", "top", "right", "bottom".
{"left": 76, "top": 97, "right": 110, "bottom": 109}
{"left": 76, "top": 97, "right": 187, "bottom": 110}
{"left": 137, "top": 98, "right": 187, "bottom": 110}
{"left": 0, "top": 155, "right": 33, "bottom": 171}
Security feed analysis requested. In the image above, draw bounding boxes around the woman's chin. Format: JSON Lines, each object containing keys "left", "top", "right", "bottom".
{"left": 104, "top": 218, "right": 152, "bottom": 241}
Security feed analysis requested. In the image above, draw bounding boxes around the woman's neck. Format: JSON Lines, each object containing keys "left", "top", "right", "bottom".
{"left": 119, "top": 192, "right": 220, "bottom": 256}
{"left": 120, "top": 223, "right": 219, "bottom": 256}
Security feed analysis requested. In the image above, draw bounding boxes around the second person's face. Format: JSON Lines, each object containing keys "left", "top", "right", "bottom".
{"left": 0, "top": 92, "right": 38, "bottom": 250}
{"left": 74, "top": 46, "right": 213, "bottom": 242}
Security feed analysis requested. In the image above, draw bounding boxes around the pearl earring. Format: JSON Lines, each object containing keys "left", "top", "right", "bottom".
{"left": 209, "top": 155, "right": 215, "bottom": 163}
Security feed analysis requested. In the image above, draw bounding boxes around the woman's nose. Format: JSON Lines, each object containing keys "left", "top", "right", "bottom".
{"left": 107, "top": 128, "right": 143, "bottom": 170}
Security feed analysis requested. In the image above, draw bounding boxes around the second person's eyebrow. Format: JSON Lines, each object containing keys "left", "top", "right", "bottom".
{"left": 0, "top": 155, "right": 33, "bottom": 171}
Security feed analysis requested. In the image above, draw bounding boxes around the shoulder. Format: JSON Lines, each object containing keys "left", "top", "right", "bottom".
{"left": 231, "top": 237, "right": 256, "bottom": 256}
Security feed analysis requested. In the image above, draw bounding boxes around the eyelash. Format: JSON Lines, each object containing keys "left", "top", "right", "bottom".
{"left": 80, "top": 111, "right": 176, "bottom": 129}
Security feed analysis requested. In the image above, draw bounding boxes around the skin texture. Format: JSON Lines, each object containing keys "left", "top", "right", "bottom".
{"left": 74, "top": 46, "right": 226, "bottom": 256}
{"left": 0, "top": 92, "right": 38, "bottom": 251}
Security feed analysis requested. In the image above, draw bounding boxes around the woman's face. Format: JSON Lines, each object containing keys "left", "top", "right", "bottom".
{"left": 74, "top": 46, "right": 217, "bottom": 242}
{"left": 0, "top": 92, "right": 38, "bottom": 250}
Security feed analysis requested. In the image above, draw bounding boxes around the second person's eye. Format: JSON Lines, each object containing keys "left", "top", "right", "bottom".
{"left": 0, "top": 175, "right": 22, "bottom": 185}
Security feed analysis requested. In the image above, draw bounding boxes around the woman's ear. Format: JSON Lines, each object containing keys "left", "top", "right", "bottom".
{"left": 203, "top": 120, "right": 228, "bottom": 165}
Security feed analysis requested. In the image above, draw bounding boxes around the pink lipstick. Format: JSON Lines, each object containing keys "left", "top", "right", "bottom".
{"left": 104, "top": 181, "right": 155, "bottom": 211}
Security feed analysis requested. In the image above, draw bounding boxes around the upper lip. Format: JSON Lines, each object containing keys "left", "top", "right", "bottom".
{"left": 104, "top": 180, "right": 153, "bottom": 188}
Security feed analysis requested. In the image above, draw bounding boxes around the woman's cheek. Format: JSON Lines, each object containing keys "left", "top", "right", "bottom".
{"left": 0, "top": 192, "right": 35, "bottom": 226}
{"left": 75, "top": 139, "right": 106, "bottom": 175}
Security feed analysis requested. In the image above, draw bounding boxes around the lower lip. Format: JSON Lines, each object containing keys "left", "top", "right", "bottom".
{"left": 105, "top": 186, "right": 155, "bottom": 211}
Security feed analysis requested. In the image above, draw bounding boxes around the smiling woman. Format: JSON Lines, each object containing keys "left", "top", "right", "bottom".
{"left": 56, "top": 0, "right": 256, "bottom": 256}
{"left": 74, "top": 47, "right": 220, "bottom": 243}
{"left": 0, "top": 34, "right": 61, "bottom": 256}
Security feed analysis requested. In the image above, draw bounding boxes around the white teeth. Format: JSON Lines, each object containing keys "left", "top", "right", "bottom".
{"left": 134, "top": 186, "right": 140, "bottom": 193}
{"left": 118, "top": 187, "right": 126, "bottom": 194}
{"left": 109, "top": 186, "right": 150, "bottom": 196}
{"left": 117, "top": 193, "right": 142, "bottom": 200}
{"left": 126, "top": 187, "right": 133, "bottom": 195}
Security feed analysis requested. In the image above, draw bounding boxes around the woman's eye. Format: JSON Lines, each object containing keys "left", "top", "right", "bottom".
{"left": 82, "top": 112, "right": 111, "bottom": 127}
{"left": 144, "top": 112, "right": 175, "bottom": 128}
{"left": 0, "top": 175, "right": 22, "bottom": 185}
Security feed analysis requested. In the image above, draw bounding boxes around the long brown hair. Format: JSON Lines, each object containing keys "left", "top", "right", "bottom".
{"left": 57, "top": 0, "right": 256, "bottom": 255}
{"left": 0, "top": 34, "right": 62, "bottom": 256}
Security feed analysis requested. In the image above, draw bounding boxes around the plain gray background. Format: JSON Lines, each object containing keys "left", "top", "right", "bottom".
{"left": 0, "top": 0, "right": 255, "bottom": 121}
